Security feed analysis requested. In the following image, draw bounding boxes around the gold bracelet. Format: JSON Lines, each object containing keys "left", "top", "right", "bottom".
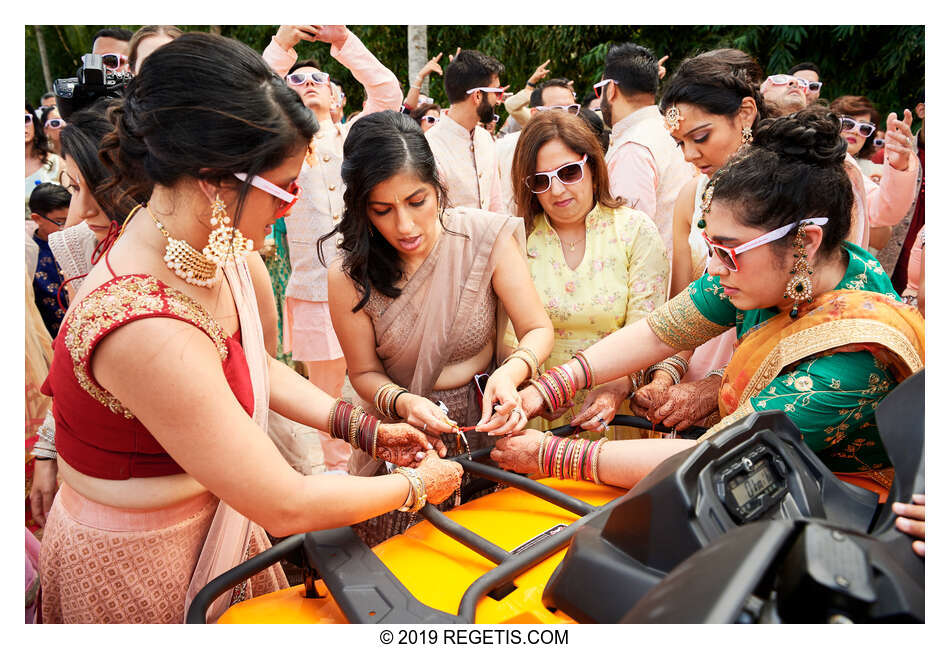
{"left": 504, "top": 350, "right": 537, "bottom": 380}
{"left": 591, "top": 437, "right": 607, "bottom": 485}
{"left": 570, "top": 437, "right": 584, "bottom": 480}
{"left": 327, "top": 398, "right": 342, "bottom": 437}
{"left": 370, "top": 419, "right": 379, "bottom": 460}
{"left": 537, "top": 432, "right": 552, "bottom": 475}
{"left": 513, "top": 346, "right": 540, "bottom": 377}
{"left": 394, "top": 467, "right": 427, "bottom": 512}
{"left": 529, "top": 379, "right": 555, "bottom": 413}
{"left": 553, "top": 437, "right": 568, "bottom": 480}
{"left": 348, "top": 406, "right": 363, "bottom": 449}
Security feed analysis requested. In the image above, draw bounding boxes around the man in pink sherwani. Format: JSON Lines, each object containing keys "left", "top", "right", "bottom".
{"left": 263, "top": 25, "right": 402, "bottom": 470}
{"left": 599, "top": 43, "right": 695, "bottom": 255}
{"left": 425, "top": 49, "right": 505, "bottom": 213}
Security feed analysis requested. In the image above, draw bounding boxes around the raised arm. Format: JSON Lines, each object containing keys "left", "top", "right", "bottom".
{"left": 323, "top": 26, "right": 402, "bottom": 117}
{"left": 867, "top": 109, "right": 919, "bottom": 227}
{"left": 404, "top": 52, "right": 443, "bottom": 111}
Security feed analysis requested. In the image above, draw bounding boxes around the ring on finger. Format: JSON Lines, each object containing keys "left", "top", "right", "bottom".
{"left": 423, "top": 423, "right": 428, "bottom": 433}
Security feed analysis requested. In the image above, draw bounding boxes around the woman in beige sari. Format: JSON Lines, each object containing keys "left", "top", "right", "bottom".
{"left": 327, "top": 111, "right": 553, "bottom": 454}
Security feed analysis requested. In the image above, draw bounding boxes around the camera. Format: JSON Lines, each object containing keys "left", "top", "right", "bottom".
{"left": 53, "top": 53, "right": 132, "bottom": 119}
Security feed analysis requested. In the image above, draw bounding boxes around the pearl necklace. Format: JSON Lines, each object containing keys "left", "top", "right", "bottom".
{"left": 147, "top": 206, "right": 220, "bottom": 288}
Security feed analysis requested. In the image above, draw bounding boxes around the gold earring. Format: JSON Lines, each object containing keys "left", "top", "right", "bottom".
{"left": 741, "top": 126, "right": 753, "bottom": 144}
{"left": 784, "top": 224, "right": 814, "bottom": 319}
{"left": 203, "top": 194, "right": 253, "bottom": 267}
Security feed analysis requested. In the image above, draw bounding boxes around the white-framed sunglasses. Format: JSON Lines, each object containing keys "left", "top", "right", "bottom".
{"left": 421, "top": 115, "right": 440, "bottom": 125}
{"left": 286, "top": 71, "right": 330, "bottom": 86}
{"left": 536, "top": 104, "right": 581, "bottom": 115}
{"left": 466, "top": 86, "right": 505, "bottom": 95}
{"left": 45, "top": 118, "right": 66, "bottom": 129}
{"left": 702, "top": 218, "right": 829, "bottom": 272}
{"left": 799, "top": 79, "right": 822, "bottom": 92}
{"left": 593, "top": 79, "right": 615, "bottom": 98}
{"left": 766, "top": 74, "right": 807, "bottom": 89}
{"left": 526, "top": 154, "right": 588, "bottom": 193}
{"left": 839, "top": 116, "right": 876, "bottom": 138}
{"left": 25, "top": 113, "right": 34, "bottom": 124}
{"left": 233, "top": 172, "right": 300, "bottom": 219}
{"left": 100, "top": 53, "right": 128, "bottom": 71}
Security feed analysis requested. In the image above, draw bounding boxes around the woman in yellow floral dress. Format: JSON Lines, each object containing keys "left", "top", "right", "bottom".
{"left": 495, "top": 107, "right": 923, "bottom": 500}
{"left": 509, "top": 111, "right": 669, "bottom": 440}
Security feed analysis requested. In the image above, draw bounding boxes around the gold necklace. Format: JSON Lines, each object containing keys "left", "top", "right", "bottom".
{"left": 147, "top": 205, "right": 220, "bottom": 288}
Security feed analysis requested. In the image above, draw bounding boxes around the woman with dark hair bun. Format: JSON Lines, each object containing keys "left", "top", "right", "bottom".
{"left": 325, "top": 110, "right": 552, "bottom": 539}
{"left": 495, "top": 105, "right": 923, "bottom": 501}
{"left": 626, "top": 49, "right": 766, "bottom": 432}
{"left": 39, "top": 33, "right": 461, "bottom": 624}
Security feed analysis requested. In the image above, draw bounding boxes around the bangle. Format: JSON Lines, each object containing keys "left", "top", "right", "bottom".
{"left": 529, "top": 378, "right": 555, "bottom": 413}
{"left": 666, "top": 355, "right": 689, "bottom": 376}
{"left": 553, "top": 437, "right": 569, "bottom": 480}
{"left": 411, "top": 84, "right": 421, "bottom": 90}
{"left": 394, "top": 467, "right": 427, "bottom": 512}
{"left": 591, "top": 437, "right": 607, "bottom": 485}
{"left": 571, "top": 352, "right": 595, "bottom": 389}
{"left": 647, "top": 362, "right": 681, "bottom": 385}
{"left": 705, "top": 367, "right": 726, "bottom": 379}
{"left": 570, "top": 438, "right": 585, "bottom": 480}
{"left": 627, "top": 369, "right": 645, "bottom": 398}
{"left": 526, "top": 81, "right": 536, "bottom": 88}
{"left": 537, "top": 432, "right": 553, "bottom": 475}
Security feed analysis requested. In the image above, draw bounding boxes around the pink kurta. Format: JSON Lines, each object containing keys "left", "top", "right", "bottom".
{"left": 844, "top": 152, "right": 919, "bottom": 249}
{"left": 425, "top": 113, "right": 504, "bottom": 213}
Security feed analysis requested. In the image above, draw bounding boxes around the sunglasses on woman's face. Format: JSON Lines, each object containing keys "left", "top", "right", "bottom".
{"left": 702, "top": 218, "right": 829, "bottom": 272}
{"left": 25, "top": 113, "right": 34, "bottom": 124}
{"left": 421, "top": 115, "right": 439, "bottom": 125}
{"left": 286, "top": 71, "right": 330, "bottom": 86}
{"left": 526, "top": 154, "right": 588, "bottom": 193}
{"left": 100, "top": 53, "right": 128, "bottom": 70}
{"left": 839, "top": 116, "right": 876, "bottom": 138}
{"left": 45, "top": 118, "right": 66, "bottom": 129}
{"left": 233, "top": 172, "right": 301, "bottom": 219}
{"left": 873, "top": 137, "right": 885, "bottom": 147}
{"left": 593, "top": 79, "right": 615, "bottom": 98}
{"left": 536, "top": 104, "right": 581, "bottom": 115}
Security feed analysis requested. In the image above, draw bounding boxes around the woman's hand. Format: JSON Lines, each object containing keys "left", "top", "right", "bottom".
{"left": 657, "top": 54, "right": 669, "bottom": 80}
{"left": 490, "top": 429, "right": 544, "bottom": 474}
{"left": 274, "top": 25, "right": 319, "bottom": 50}
{"left": 635, "top": 374, "right": 721, "bottom": 431}
{"left": 571, "top": 377, "right": 631, "bottom": 433}
{"left": 479, "top": 371, "right": 526, "bottom": 436}
{"left": 518, "top": 383, "right": 567, "bottom": 421}
{"left": 29, "top": 459, "right": 59, "bottom": 527}
{"left": 376, "top": 422, "right": 445, "bottom": 465}
{"left": 630, "top": 371, "right": 675, "bottom": 418}
{"left": 884, "top": 109, "right": 915, "bottom": 172}
{"left": 397, "top": 393, "right": 457, "bottom": 438}
{"left": 414, "top": 451, "right": 463, "bottom": 505}
{"left": 893, "top": 493, "right": 925, "bottom": 557}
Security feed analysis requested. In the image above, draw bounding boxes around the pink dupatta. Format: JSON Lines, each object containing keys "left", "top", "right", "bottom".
{"left": 182, "top": 258, "right": 286, "bottom": 622}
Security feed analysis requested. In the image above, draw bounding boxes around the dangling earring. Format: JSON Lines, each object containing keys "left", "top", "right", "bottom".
{"left": 741, "top": 126, "right": 753, "bottom": 145}
{"left": 697, "top": 178, "right": 716, "bottom": 230}
{"left": 204, "top": 194, "right": 254, "bottom": 267}
{"left": 783, "top": 224, "right": 815, "bottom": 319}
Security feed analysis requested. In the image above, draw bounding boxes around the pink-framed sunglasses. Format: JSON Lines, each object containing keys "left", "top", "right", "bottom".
{"left": 233, "top": 172, "right": 301, "bottom": 219}
{"left": 45, "top": 118, "right": 66, "bottom": 129}
{"left": 702, "top": 217, "right": 828, "bottom": 272}
{"left": 286, "top": 70, "right": 330, "bottom": 86}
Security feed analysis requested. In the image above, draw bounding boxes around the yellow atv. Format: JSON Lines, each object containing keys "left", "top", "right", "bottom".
{"left": 188, "top": 371, "right": 924, "bottom": 624}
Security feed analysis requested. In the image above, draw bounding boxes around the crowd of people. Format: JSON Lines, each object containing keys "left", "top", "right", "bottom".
{"left": 25, "top": 25, "right": 926, "bottom": 624}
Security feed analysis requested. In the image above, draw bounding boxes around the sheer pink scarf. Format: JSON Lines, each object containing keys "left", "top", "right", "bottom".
{"left": 182, "top": 258, "right": 282, "bottom": 623}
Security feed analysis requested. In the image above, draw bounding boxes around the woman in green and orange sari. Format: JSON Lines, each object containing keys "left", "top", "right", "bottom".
{"left": 493, "top": 105, "right": 923, "bottom": 500}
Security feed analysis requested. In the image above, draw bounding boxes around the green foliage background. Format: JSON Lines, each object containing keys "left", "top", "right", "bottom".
{"left": 26, "top": 25, "right": 924, "bottom": 124}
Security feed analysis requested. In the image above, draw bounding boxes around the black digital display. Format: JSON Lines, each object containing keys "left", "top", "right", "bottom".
{"left": 729, "top": 461, "right": 776, "bottom": 507}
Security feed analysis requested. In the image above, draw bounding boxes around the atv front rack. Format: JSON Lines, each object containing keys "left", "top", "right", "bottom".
{"left": 187, "top": 415, "right": 700, "bottom": 623}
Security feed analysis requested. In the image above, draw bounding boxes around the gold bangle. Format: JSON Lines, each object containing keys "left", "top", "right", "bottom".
{"left": 394, "top": 467, "right": 427, "bottom": 512}
{"left": 371, "top": 419, "right": 379, "bottom": 460}
{"left": 513, "top": 346, "right": 540, "bottom": 377}
{"left": 504, "top": 350, "right": 537, "bottom": 379}
{"left": 591, "top": 437, "right": 607, "bottom": 485}
{"left": 553, "top": 437, "right": 568, "bottom": 480}
{"left": 529, "top": 379, "right": 555, "bottom": 413}
{"left": 537, "top": 432, "right": 552, "bottom": 475}
{"left": 570, "top": 437, "right": 584, "bottom": 480}
{"left": 348, "top": 406, "right": 363, "bottom": 449}
{"left": 328, "top": 398, "right": 342, "bottom": 437}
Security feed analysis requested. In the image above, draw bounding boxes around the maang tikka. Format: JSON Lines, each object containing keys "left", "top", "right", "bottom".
{"left": 783, "top": 223, "right": 815, "bottom": 318}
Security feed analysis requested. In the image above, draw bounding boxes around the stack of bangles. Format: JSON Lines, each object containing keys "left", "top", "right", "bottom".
{"left": 374, "top": 382, "right": 409, "bottom": 420}
{"left": 31, "top": 409, "right": 56, "bottom": 460}
{"left": 537, "top": 432, "right": 608, "bottom": 485}
{"left": 393, "top": 467, "right": 427, "bottom": 513}
{"left": 528, "top": 352, "right": 594, "bottom": 412}
{"left": 329, "top": 398, "right": 382, "bottom": 459}
{"left": 645, "top": 355, "right": 689, "bottom": 385}
{"left": 503, "top": 345, "right": 539, "bottom": 379}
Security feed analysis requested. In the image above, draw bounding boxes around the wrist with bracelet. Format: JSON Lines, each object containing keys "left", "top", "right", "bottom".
{"left": 31, "top": 409, "right": 57, "bottom": 460}
{"left": 330, "top": 398, "right": 383, "bottom": 459}
{"left": 530, "top": 352, "right": 594, "bottom": 413}
{"left": 374, "top": 382, "right": 410, "bottom": 420}
{"left": 393, "top": 467, "right": 427, "bottom": 512}
{"left": 537, "top": 434, "right": 607, "bottom": 483}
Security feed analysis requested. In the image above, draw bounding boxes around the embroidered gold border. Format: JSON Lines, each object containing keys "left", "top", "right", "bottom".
{"left": 698, "top": 400, "right": 756, "bottom": 441}
{"left": 646, "top": 289, "right": 731, "bottom": 351}
{"left": 63, "top": 275, "right": 230, "bottom": 418}
{"left": 738, "top": 318, "right": 923, "bottom": 405}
